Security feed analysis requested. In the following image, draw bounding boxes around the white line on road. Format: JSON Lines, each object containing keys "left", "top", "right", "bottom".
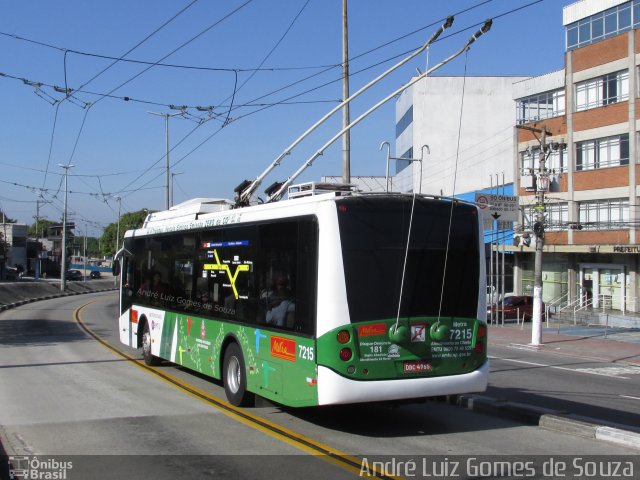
{"left": 488, "top": 356, "right": 632, "bottom": 379}
{"left": 619, "top": 395, "right": 640, "bottom": 401}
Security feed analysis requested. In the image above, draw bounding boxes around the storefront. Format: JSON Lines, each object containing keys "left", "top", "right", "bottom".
{"left": 510, "top": 246, "right": 640, "bottom": 314}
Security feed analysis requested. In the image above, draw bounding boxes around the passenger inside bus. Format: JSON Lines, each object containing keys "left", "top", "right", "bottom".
{"left": 263, "top": 273, "right": 295, "bottom": 328}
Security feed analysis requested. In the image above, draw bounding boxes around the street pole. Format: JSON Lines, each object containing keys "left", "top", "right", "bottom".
{"left": 148, "top": 111, "right": 180, "bottom": 210}
{"left": 515, "top": 124, "right": 550, "bottom": 346}
{"left": 83, "top": 223, "right": 87, "bottom": 282}
{"left": 59, "top": 163, "right": 74, "bottom": 291}
{"left": 35, "top": 198, "right": 40, "bottom": 280}
{"left": 114, "top": 196, "right": 121, "bottom": 287}
{"left": 171, "top": 172, "right": 183, "bottom": 207}
{"left": 341, "top": 0, "right": 351, "bottom": 185}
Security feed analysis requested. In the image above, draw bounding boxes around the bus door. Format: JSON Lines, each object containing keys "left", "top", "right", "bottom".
{"left": 114, "top": 248, "right": 136, "bottom": 347}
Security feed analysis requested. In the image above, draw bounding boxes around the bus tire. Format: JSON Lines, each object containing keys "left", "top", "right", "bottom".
{"left": 141, "top": 321, "right": 160, "bottom": 366}
{"left": 223, "top": 343, "right": 254, "bottom": 407}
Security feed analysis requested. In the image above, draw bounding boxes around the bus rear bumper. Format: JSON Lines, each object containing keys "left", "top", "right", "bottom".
{"left": 317, "top": 360, "right": 489, "bottom": 406}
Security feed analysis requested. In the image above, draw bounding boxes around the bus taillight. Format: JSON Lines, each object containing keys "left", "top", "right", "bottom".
{"left": 339, "top": 347, "right": 352, "bottom": 361}
{"left": 337, "top": 330, "right": 350, "bottom": 344}
{"left": 477, "top": 324, "right": 487, "bottom": 338}
{"left": 474, "top": 341, "right": 484, "bottom": 353}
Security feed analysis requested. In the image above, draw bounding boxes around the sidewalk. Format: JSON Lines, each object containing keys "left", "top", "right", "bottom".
{"left": 488, "top": 321, "right": 640, "bottom": 366}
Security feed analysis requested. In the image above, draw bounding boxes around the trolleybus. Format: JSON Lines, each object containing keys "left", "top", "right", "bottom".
{"left": 115, "top": 185, "right": 488, "bottom": 407}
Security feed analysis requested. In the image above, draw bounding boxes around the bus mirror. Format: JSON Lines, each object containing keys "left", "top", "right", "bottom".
{"left": 112, "top": 261, "right": 121, "bottom": 276}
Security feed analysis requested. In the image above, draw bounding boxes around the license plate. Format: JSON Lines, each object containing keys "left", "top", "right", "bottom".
{"left": 403, "top": 360, "right": 432, "bottom": 373}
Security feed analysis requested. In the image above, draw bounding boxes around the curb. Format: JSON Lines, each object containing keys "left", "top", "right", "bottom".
{"left": 0, "top": 287, "right": 116, "bottom": 312}
{"left": 451, "top": 394, "right": 640, "bottom": 450}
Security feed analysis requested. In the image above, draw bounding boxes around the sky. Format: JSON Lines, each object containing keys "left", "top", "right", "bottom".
{"left": 0, "top": 0, "right": 575, "bottom": 237}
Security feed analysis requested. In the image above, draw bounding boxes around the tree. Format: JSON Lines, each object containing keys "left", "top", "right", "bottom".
{"left": 28, "top": 218, "right": 57, "bottom": 238}
{"left": 0, "top": 231, "right": 7, "bottom": 258}
{"left": 0, "top": 209, "right": 16, "bottom": 223}
{"left": 101, "top": 209, "right": 151, "bottom": 257}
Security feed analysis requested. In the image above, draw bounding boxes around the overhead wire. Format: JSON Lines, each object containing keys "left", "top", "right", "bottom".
{"left": 5, "top": 0, "right": 548, "bottom": 225}
{"left": 114, "top": 0, "right": 548, "bottom": 201}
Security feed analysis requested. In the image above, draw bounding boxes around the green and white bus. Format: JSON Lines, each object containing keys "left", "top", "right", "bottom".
{"left": 115, "top": 186, "right": 488, "bottom": 407}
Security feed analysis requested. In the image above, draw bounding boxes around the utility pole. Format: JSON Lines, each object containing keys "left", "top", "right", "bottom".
{"left": 171, "top": 172, "right": 183, "bottom": 207}
{"left": 35, "top": 198, "right": 41, "bottom": 280}
{"left": 114, "top": 196, "right": 121, "bottom": 287}
{"left": 148, "top": 111, "right": 180, "bottom": 210}
{"left": 515, "top": 124, "right": 550, "bottom": 346}
{"left": 341, "top": 0, "right": 351, "bottom": 184}
{"left": 59, "top": 163, "right": 74, "bottom": 292}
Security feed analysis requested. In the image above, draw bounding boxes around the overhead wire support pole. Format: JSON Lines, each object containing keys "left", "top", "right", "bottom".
{"left": 148, "top": 111, "right": 181, "bottom": 210}
{"left": 268, "top": 19, "right": 493, "bottom": 203}
{"left": 59, "top": 163, "right": 74, "bottom": 292}
{"left": 342, "top": 0, "right": 351, "bottom": 184}
{"left": 515, "top": 123, "right": 551, "bottom": 346}
{"left": 236, "top": 15, "right": 455, "bottom": 206}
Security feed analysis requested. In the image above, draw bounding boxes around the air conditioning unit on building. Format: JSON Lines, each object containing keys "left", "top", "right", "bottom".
{"left": 521, "top": 175, "right": 536, "bottom": 192}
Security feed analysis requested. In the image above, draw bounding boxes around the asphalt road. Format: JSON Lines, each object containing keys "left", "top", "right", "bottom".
{"left": 488, "top": 345, "right": 640, "bottom": 429}
{"left": 1, "top": 292, "right": 638, "bottom": 479}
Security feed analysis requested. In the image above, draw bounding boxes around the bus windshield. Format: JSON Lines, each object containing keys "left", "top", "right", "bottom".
{"left": 336, "top": 196, "right": 480, "bottom": 323}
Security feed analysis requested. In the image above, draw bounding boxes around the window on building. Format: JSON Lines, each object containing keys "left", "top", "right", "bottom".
{"left": 516, "top": 89, "right": 565, "bottom": 124}
{"left": 566, "top": 0, "right": 637, "bottom": 50}
{"left": 524, "top": 203, "right": 568, "bottom": 232}
{"left": 575, "top": 70, "right": 629, "bottom": 111}
{"left": 395, "top": 106, "right": 413, "bottom": 138}
{"left": 395, "top": 147, "right": 413, "bottom": 174}
{"left": 578, "top": 198, "right": 629, "bottom": 230}
{"left": 520, "top": 145, "right": 567, "bottom": 176}
{"left": 576, "top": 134, "right": 629, "bottom": 170}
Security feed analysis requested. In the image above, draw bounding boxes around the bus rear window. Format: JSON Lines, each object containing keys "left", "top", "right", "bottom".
{"left": 336, "top": 196, "right": 480, "bottom": 323}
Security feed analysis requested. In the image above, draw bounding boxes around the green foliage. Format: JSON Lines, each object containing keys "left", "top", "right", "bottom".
{"left": 100, "top": 209, "right": 151, "bottom": 257}
{"left": 28, "top": 218, "right": 57, "bottom": 238}
{"left": 0, "top": 210, "right": 16, "bottom": 223}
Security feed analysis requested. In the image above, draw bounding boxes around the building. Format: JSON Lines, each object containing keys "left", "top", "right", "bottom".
{"left": 512, "top": 0, "right": 640, "bottom": 312}
{"left": 395, "top": 76, "right": 528, "bottom": 197}
{"left": 395, "top": 76, "right": 528, "bottom": 295}
{"left": 0, "top": 223, "right": 27, "bottom": 279}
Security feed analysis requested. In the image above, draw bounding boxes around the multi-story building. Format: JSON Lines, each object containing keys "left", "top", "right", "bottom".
{"left": 395, "top": 76, "right": 527, "bottom": 197}
{"left": 512, "top": 0, "right": 640, "bottom": 312}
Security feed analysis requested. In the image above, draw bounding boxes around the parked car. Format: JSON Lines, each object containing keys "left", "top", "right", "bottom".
{"left": 66, "top": 270, "right": 83, "bottom": 281}
{"left": 89, "top": 270, "right": 101, "bottom": 279}
{"left": 487, "top": 295, "right": 545, "bottom": 321}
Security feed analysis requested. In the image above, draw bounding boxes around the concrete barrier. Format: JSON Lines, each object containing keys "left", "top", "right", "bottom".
{"left": 0, "top": 279, "right": 116, "bottom": 311}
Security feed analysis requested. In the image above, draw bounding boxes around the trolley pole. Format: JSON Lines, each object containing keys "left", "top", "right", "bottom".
{"left": 516, "top": 124, "right": 550, "bottom": 346}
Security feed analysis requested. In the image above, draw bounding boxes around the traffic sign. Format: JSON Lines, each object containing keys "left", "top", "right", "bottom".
{"left": 475, "top": 193, "right": 518, "bottom": 224}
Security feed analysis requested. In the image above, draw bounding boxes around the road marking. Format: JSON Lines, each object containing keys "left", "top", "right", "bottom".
{"left": 488, "top": 355, "right": 633, "bottom": 379}
{"left": 619, "top": 395, "right": 640, "bottom": 401}
{"left": 74, "top": 300, "right": 396, "bottom": 480}
{"left": 573, "top": 366, "right": 640, "bottom": 378}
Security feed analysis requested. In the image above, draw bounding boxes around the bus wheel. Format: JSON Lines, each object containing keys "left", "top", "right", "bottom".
{"left": 141, "top": 321, "right": 160, "bottom": 366}
{"left": 223, "top": 343, "right": 254, "bottom": 407}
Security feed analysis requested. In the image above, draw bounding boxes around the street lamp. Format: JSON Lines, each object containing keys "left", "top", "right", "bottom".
{"left": 59, "top": 163, "right": 74, "bottom": 291}
{"left": 148, "top": 111, "right": 181, "bottom": 210}
{"left": 379, "top": 142, "right": 429, "bottom": 193}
